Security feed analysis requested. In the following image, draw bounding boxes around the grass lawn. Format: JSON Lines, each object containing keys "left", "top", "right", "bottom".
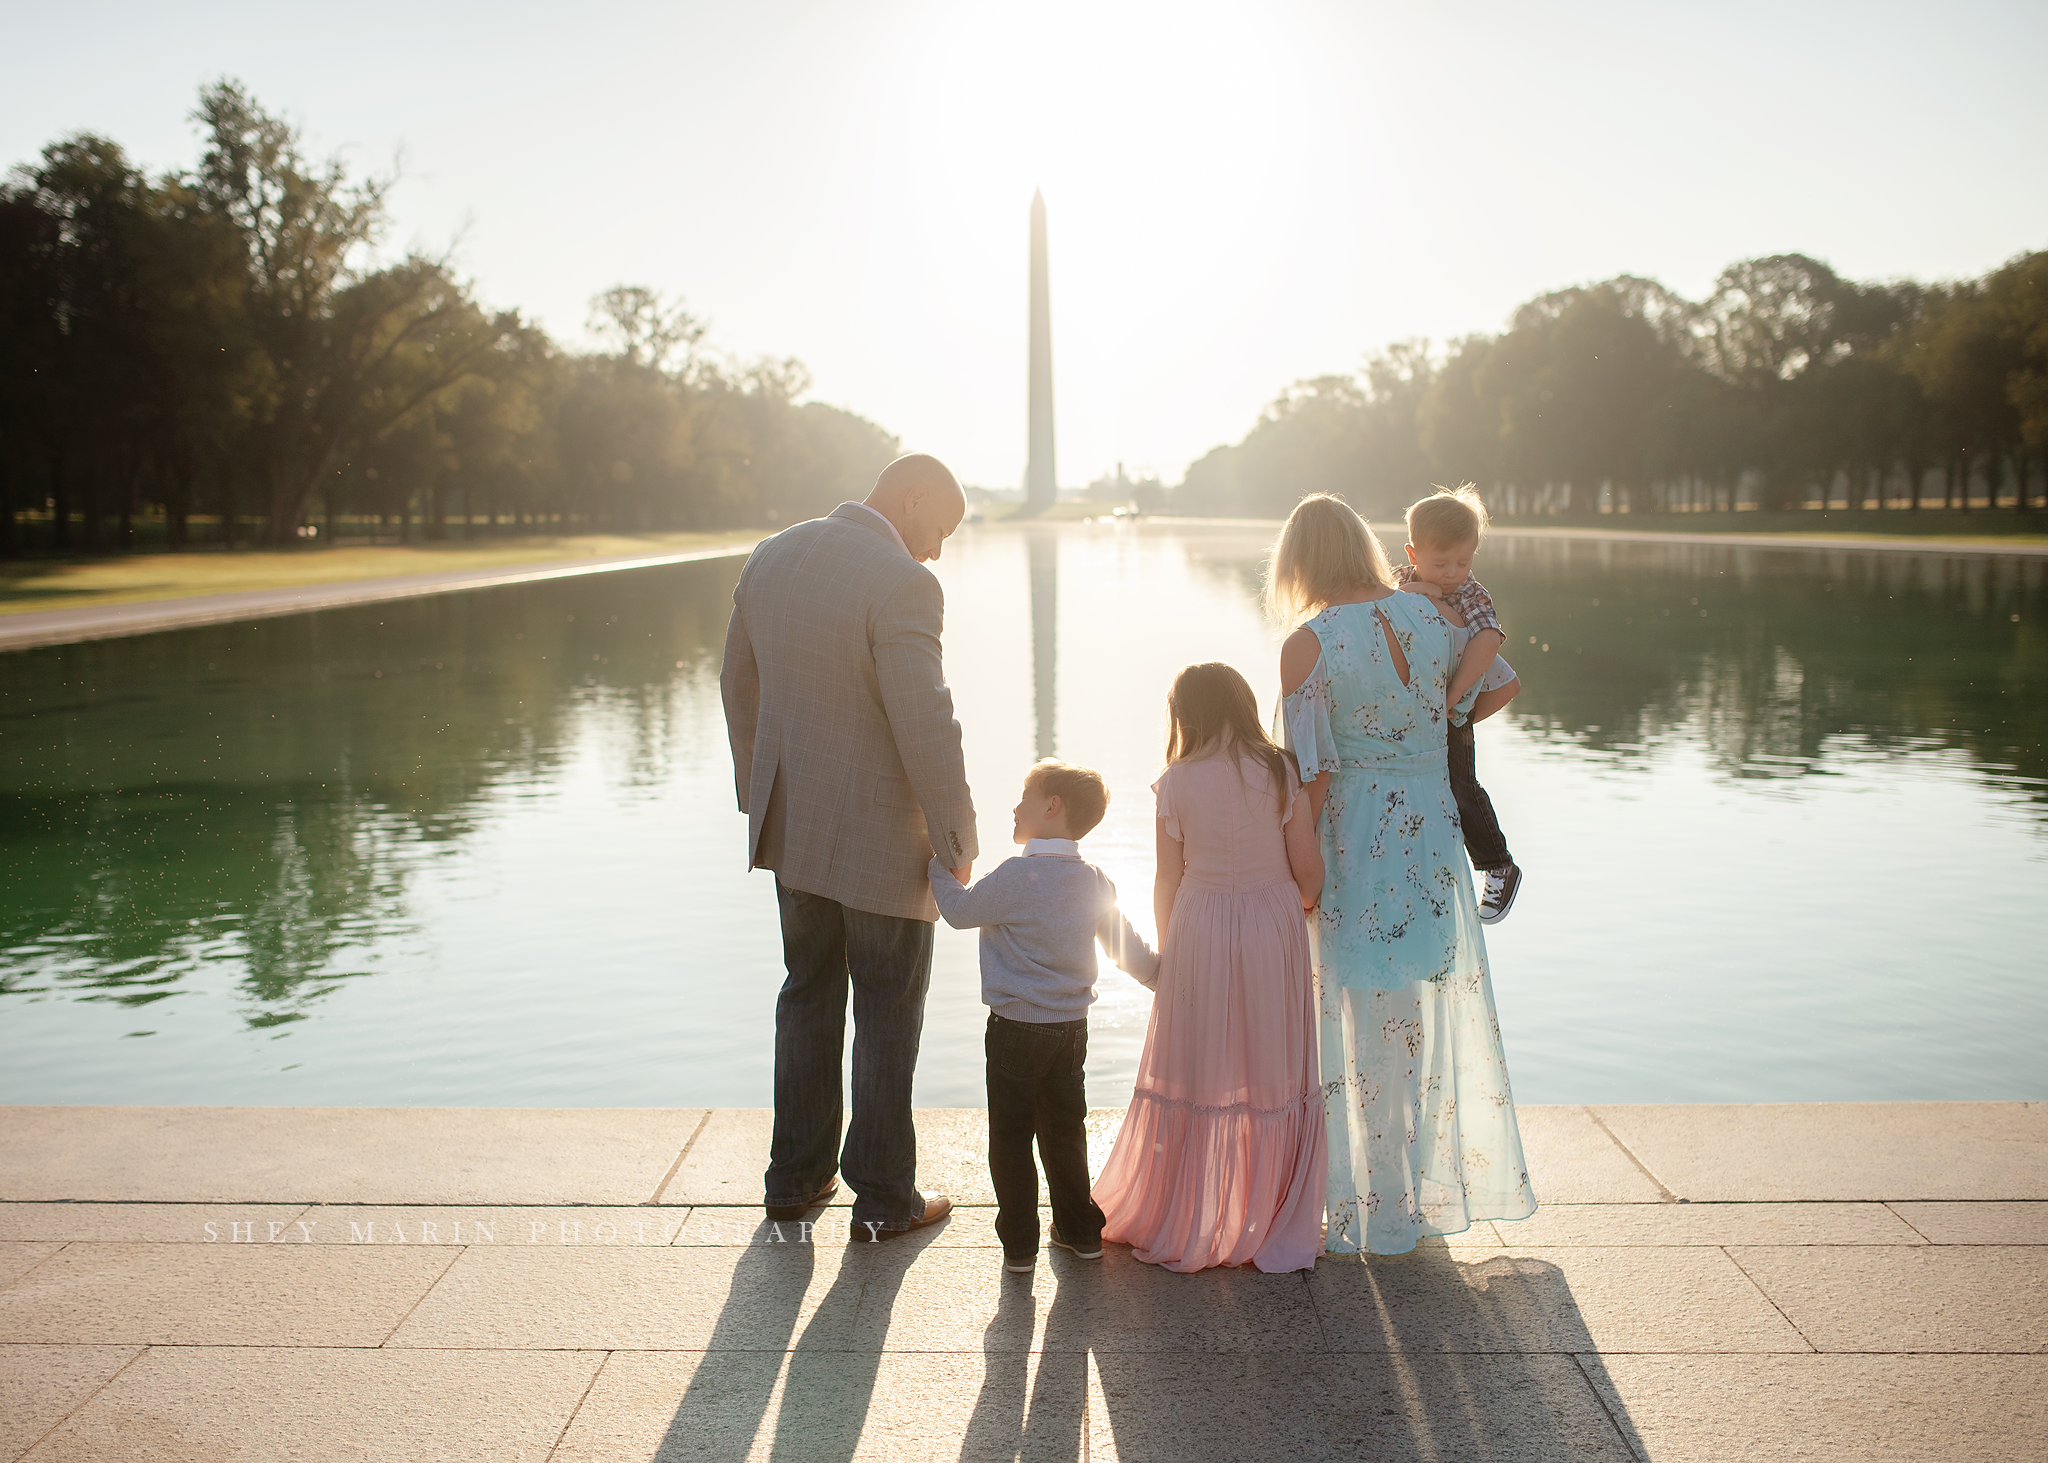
{"left": 0, "top": 530, "right": 763, "bottom": 616}
{"left": 977, "top": 501, "right": 2048, "bottom": 544}
{"left": 1484, "top": 512, "right": 2048, "bottom": 547}
{"left": 1509, "top": 506, "right": 2047, "bottom": 536}
{"left": 974, "top": 499, "right": 1122, "bottom": 522}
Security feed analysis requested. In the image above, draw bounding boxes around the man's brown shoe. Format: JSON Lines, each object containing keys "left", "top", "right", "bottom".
{"left": 850, "top": 1191, "right": 952, "bottom": 1242}
{"left": 765, "top": 1180, "right": 838, "bottom": 1222}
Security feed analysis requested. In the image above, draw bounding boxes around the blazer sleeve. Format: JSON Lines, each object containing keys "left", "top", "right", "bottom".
{"left": 874, "top": 568, "right": 978, "bottom": 865}
{"left": 718, "top": 570, "right": 760, "bottom": 814}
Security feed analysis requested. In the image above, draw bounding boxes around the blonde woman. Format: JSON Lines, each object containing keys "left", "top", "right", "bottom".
{"left": 1269, "top": 493, "right": 1536, "bottom": 1255}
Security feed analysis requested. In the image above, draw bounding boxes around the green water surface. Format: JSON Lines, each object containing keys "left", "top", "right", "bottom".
{"left": 2, "top": 525, "right": 2041, "bottom": 1105}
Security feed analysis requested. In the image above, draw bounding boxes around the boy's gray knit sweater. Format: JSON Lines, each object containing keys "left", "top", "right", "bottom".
{"left": 928, "top": 849, "right": 1159, "bottom": 1023}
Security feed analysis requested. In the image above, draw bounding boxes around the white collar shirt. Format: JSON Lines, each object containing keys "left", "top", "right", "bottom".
{"left": 1022, "top": 837, "right": 1081, "bottom": 859}
{"left": 842, "top": 501, "right": 910, "bottom": 559}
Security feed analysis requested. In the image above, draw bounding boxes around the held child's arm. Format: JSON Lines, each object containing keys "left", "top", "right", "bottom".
{"left": 1469, "top": 675, "right": 1521, "bottom": 725}
{"left": 1097, "top": 903, "right": 1160, "bottom": 990}
{"left": 1283, "top": 792, "right": 1324, "bottom": 912}
{"left": 1153, "top": 820, "right": 1186, "bottom": 953}
{"left": 1447, "top": 629, "right": 1505, "bottom": 712}
{"left": 927, "top": 857, "right": 1017, "bottom": 929}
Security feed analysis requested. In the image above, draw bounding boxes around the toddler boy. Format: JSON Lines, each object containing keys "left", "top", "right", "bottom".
{"left": 1396, "top": 484, "right": 1525, "bottom": 924}
{"left": 929, "top": 759, "right": 1158, "bottom": 1273}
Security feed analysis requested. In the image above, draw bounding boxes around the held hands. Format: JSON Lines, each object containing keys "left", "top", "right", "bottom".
{"left": 929, "top": 842, "right": 973, "bottom": 887}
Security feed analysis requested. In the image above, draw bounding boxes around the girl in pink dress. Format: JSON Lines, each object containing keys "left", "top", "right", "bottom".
{"left": 1093, "top": 662, "right": 1328, "bottom": 1272}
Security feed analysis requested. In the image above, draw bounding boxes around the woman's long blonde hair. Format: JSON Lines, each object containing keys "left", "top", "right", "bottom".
{"left": 1263, "top": 493, "right": 1397, "bottom": 625}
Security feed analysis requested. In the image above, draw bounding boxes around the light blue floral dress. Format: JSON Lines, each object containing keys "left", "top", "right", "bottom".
{"left": 1280, "top": 594, "right": 1536, "bottom": 1254}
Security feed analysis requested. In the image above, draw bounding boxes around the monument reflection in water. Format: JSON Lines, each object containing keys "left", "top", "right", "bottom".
{"left": 1029, "top": 530, "right": 1058, "bottom": 760}
{"left": 0, "top": 523, "right": 2041, "bottom": 1107}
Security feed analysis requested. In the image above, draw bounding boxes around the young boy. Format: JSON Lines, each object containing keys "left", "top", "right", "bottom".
{"left": 1395, "top": 484, "right": 1525, "bottom": 924}
{"left": 929, "top": 759, "right": 1158, "bottom": 1273}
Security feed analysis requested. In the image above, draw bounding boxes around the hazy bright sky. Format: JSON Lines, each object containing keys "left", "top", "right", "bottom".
{"left": 6, "top": 0, "right": 2045, "bottom": 488}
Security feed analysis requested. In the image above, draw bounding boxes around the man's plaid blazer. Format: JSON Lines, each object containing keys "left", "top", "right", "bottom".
{"left": 720, "top": 504, "right": 979, "bottom": 921}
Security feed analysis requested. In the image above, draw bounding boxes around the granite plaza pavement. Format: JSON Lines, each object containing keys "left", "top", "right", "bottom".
{"left": 0, "top": 1102, "right": 2041, "bottom": 1461}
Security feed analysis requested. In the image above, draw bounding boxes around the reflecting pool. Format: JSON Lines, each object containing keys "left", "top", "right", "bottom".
{"left": 2, "top": 523, "right": 2042, "bottom": 1106}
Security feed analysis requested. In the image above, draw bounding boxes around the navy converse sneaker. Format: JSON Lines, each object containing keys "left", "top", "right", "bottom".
{"left": 1479, "top": 863, "right": 1522, "bottom": 924}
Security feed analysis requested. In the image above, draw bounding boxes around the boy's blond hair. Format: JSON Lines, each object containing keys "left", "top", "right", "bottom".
{"left": 1028, "top": 759, "right": 1109, "bottom": 838}
{"left": 1264, "top": 493, "right": 1398, "bottom": 625}
{"left": 1406, "top": 484, "right": 1490, "bottom": 549}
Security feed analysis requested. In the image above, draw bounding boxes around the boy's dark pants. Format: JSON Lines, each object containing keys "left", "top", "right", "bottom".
{"left": 986, "top": 1012, "right": 1104, "bottom": 1257}
{"left": 1448, "top": 720, "right": 1512, "bottom": 871}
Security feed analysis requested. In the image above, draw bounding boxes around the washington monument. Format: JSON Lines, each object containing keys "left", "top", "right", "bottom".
{"left": 1025, "top": 189, "right": 1056, "bottom": 512}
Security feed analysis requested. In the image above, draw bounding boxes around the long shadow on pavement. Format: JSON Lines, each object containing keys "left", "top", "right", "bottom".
{"left": 957, "top": 1242, "right": 1650, "bottom": 1462}
{"left": 651, "top": 1219, "right": 918, "bottom": 1463}
{"left": 647, "top": 1227, "right": 1646, "bottom": 1461}
{"left": 1292, "top": 1244, "right": 1649, "bottom": 1462}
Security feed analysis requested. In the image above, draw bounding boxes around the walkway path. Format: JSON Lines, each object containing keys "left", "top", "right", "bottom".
{"left": 1484, "top": 525, "right": 2048, "bottom": 556}
{"left": 0, "top": 544, "right": 758, "bottom": 655}
{"left": 1145, "top": 516, "right": 2048, "bottom": 556}
{"left": 1, "top": 1102, "right": 2040, "bottom": 1460}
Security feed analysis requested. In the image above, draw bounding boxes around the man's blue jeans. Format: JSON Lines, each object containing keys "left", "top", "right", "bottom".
{"left": 767, "top": 879, "right": 934, "bottom": 1230}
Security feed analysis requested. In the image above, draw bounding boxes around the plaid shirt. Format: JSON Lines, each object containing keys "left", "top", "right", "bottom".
{"left": 1395, "top": 565, "right": 1502, "bottom": 635}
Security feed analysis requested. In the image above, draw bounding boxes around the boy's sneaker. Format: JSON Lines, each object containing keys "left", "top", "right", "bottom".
{"left": 1048, "top": 1227, "right": 1102, "bottom": 1260}
{"left": 1003, "top": 1251, "right": 1036, "bottom": 1274}
{"left": 1479, "top": 863, "right": 1522, "bottom": 925}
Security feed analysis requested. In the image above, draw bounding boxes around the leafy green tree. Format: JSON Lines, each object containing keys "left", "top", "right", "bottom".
{"left": 191, "top": 82, "right": 515, "bottom": 542}
{"left": 1175, "top": 250, "right": 2040, "bottom": 522}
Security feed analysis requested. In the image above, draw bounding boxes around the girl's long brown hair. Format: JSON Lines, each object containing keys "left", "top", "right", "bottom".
{"left": 1166, "top": 662, "right": 1296, "bottom": 800}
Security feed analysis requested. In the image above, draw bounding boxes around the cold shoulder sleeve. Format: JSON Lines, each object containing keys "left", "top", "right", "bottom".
{"left": 1151, "top": 768, "right": 1182, "bottom": 842}
{"left": 1278, "top": 650, "right": 1339, "bottom": 777}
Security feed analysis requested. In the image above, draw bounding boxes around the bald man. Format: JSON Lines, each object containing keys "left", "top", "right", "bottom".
{"left": 720, "top": 453, "right": 978, "bottom": 1239}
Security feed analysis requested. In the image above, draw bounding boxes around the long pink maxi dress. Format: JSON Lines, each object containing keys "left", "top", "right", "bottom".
{"left": 1093, "top": 747, "right": 1327, "bottom": 1272}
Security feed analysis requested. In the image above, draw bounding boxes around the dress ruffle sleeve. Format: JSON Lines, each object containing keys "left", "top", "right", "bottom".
{"left": 1277, "top": 653, "right": 1339, "bottom": 778}
{"left": 1151, "top": 768, "right": 1182, "bottom": 841}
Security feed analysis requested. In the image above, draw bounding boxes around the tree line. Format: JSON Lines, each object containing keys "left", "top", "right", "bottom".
{"left": 0, "top": 82, "right": 900, "bottom": 554}
{"left": 1177, "top": 251, "right": 2048, "bottom": 522}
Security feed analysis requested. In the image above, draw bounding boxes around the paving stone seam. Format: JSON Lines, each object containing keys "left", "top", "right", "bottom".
{"left": 543, "top": 1348, "right": 615, "bottom": 1463}
{"left": 1583, "top": 1106, "right": 1680, "bottom": 1202}
{"left": 1297, "top": 1264, "right": 1350, "bottom": 1353}
{"left": 3, "top": 1239, "right": 76, "bottom": 1291}
{"left": 1715, "top": 1244, "right": 1819, "bottom": 1355}
{"left": 0, "top": 1201, "right": 323, "bottom": 1208}
{"left": 1882, "top": 1201, "right": 1937, "bottom": 1243}
{"left": 7, "top": 1340, "right": 148, "bottom": 1463}
{"left": 16, "top": 1341, "right": 1987, "bottom": 1355}
{"left": 647, "top": 1110, "right": 716, "bottom": 1206}
{"left": 1568, "top": 1351, "right": 1648, "bottom": 1463}
{"left": 3, "top": 1236, "right": 1971, "bottom": 1250}
{"left": 374, "top": 1246, "right": 469, "bottom": 1348}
